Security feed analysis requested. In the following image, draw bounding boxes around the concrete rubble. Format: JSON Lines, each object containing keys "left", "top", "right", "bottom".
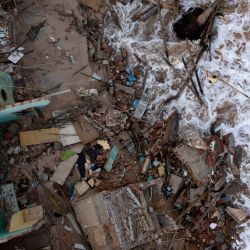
{"left": 0, "top": 0, "right": 249, "bottom": 250}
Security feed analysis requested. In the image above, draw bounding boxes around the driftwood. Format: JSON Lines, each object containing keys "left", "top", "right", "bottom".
{"left": 185, "top": 41, "right": 204, "bottom": 95}
{"left": 157, "top": 0, "right": 169, "bottom": 58}
{"left": 200, "top": 5, "right": 218, "bottom": 46}
{"left": 197, "top": 0, "right": 223, "bottom": 25}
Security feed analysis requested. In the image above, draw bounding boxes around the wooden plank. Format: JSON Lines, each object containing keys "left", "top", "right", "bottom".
{"left": 20, "top": 128, "right": 60, "bottom": 146}
{"left": 51, "top": 155, "right": 78, "bottom": 186}
{"left": 73, "top": 116, "right": 99, "bottom": 145}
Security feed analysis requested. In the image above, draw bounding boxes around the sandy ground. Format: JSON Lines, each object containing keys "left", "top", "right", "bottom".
{"left": 16, "top": 0, "right": 105, "bottom": 113}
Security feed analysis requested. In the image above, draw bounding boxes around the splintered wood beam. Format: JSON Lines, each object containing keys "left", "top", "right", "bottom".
{"left": 197, "top": 0, "right": 224, "bottom": 25}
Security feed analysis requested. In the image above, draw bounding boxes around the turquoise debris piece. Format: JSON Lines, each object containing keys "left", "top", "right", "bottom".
{"left": 105, "top": 145, "right": 120, "bottom": 172}
{"left": 147, "top": 175, "right": 154, "bottom": 182}
{"left": 0, "top": 98, "right": 50, "bottom": 123}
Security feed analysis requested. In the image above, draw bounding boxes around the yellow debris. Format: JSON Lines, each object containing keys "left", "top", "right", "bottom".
{"left": 158, "top": 164, "right": 166, "bottom": 177}
{"left": 97, "top": 140, "right": 111, "bottom": 150}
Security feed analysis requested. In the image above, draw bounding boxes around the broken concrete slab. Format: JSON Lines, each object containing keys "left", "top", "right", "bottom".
{"left": 225, "top": 206, "right": 249, "bottom": 224}
{"left": 74, "top": 116, "right": 99, "bottom": 145}
{"left": 51, "top": 154, "right": 78, "bottom": 185}
{"left": 73, "top": 183, "right": 157, "bottom": 250}
{"left": 20, "top": 128, "right": 60, "bottom": 146}
{"left": 169, "top": 174, "right": 182, "bottom": 195}
{"left": 174, "top": 145, "right": 212, "bottom": 185}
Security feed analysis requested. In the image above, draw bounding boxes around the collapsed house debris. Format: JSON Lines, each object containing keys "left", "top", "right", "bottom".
{"left": 0, "top": 0, "right": 249, "bottom": 249}
{"left": 73, "top": 179, "right": 179, "bottom": 250}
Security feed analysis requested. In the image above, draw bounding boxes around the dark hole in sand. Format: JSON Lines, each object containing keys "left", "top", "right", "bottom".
{"left": 173, "top": 7, "right": 205, "bottom": 40}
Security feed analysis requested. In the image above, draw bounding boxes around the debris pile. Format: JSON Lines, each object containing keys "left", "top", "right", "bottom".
{"left": 0, "top": 0, "right": 249, "bottom": 249}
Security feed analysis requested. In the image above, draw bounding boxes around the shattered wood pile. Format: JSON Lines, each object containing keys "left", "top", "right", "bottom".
{"left": 0, "top": 0, "right": 250, "bottom": 249}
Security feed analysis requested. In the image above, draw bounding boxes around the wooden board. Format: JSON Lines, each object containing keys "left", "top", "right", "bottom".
{"left": 74, "top": 116, "right": 99, "bottom": 145}
{"left": 20, "top": 128, "right": 60, "bottom": 146}
{"left": 50, "top": 155, "right": 78, "bottom": 186}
